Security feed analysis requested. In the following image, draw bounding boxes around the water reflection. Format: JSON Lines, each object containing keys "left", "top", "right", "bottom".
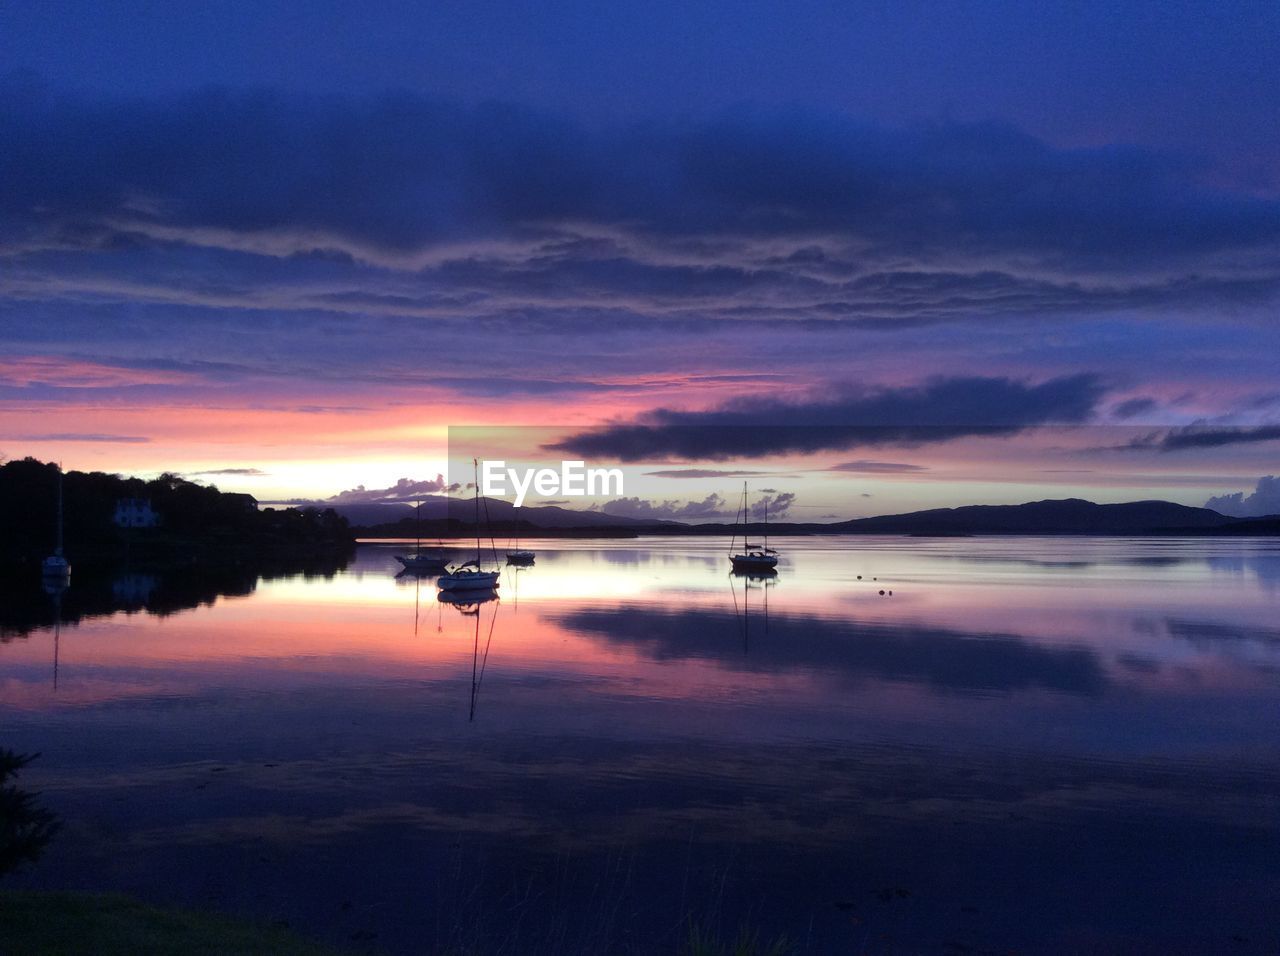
{"left": 556, "top": 602, "right": 1109, "bottom": 696}
{"left": 1207, "top": 552, "right": 1280, "bottom": 592}
{"left": 437, "top": 589, "right": 501, "bottom": 721}
{"left": 0, "top": 552, "right": 350, "bottom": 639}
{"left": 2, "top": 537, "right": 1278, "bottom": 953}
{"left": 730, "top": 569, "right": 775, "bottom": 653}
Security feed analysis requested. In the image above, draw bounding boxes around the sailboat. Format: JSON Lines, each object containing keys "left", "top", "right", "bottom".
{"left": 395, "top": 497, "right": 448, "bottom": 572}
{"left": 41, "top": 465, "right": 71, "bottom": 585}
{"left": 505, "top": 525, "right": 535, "bottom": 565}
{"left": 729, "top": 482, "right": 779, "bottom": 572}
{"left": 437, "top": 459, "right": 502, "bottom": 592}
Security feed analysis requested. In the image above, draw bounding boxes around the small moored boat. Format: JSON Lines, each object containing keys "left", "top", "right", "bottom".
{"left": 437, "top": 559, "right": 501, "bottom": 591}
{"left": 396, "top": 550, "right": 449, "bottom": 572}
{"left": 42, "top": 465, "right": 71, "bottom": 586}
{"left": 729, "top": 482, "right": 779, "bottom": 572}
{"left": 396, "top": 497, "right": 449, "bottom": 571}
{"left": 439, "top": 460, "right": 502, "bottom": 593}
{"left": 505, "top": 524, "right": 535, "bottom": 565}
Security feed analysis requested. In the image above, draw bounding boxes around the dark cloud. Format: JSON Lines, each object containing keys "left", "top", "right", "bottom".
{"left": 5, "top": 77, "right": 1280, "bottom": 327}
{"left": 188, "top": 467, "right": 267, "bottom": 476}
{"left": 749, "top": 491, "right": 794, "bottom": 518}
{"left": 643, "top": 468, "right": 773, "bottom": 479}
{"left": 1, "top": 432, "right": 150, "bottom": 443}
{"left": 550, "top": 375, "right": 1106, "bottom": 461}
{"left": 1125, "top": 424, "right": 1280, "bottom": 452}
{"left": 1111, "top": 397, "right": 1157, "bottom": 420}
{"left": 829, "top": 460, "right": 928, "bottom": 474}
{"left": 1205, "top": 476, "right": 1280, "bottom": 518}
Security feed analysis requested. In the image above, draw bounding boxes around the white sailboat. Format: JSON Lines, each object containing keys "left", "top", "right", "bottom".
{"left": 729, "top": 482, "right": 779, "bottom": 572}
{"left": 437, "top": 459, "right": 502, "bottom": 592}
{"left": 41, "top": 465, "right": 71, "bottom": 585}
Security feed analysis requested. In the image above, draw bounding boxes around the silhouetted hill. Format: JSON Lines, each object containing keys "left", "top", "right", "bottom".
{"left": 1151, "top": 514, "right": 1280, "bottom": 536}
{"left": 825, "top": 498, "right": 1234, "bottom": 535}
{"left": 356, "top": 496, "right": 1274, "bottom": 537}
{"left": 318, "top": 503, "right": 416, "bottom": 527}
{"left": 351, "top": 496, "right": 679, "bottom": 534}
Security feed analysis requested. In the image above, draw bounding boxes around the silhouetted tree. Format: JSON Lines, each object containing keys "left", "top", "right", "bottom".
{"left": 0, "top": 457, "right": 353, "bottom": 565}
{"left": 0, "top": 750, "right": 61, "bottom": 878}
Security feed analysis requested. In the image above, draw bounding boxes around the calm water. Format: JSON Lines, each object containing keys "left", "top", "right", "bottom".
{"left": 3, "top": 537, "right": 1279, "bottom": 953}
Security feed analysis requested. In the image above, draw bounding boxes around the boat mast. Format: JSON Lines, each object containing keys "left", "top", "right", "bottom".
{"left": 473, "top": 458, "right": 480, "bottom": 565}
{"left": 729, "top": 481, "right": 743, "bottom": 557}
{"left": 54, "top": 464, "right": 64, "bottom": 557}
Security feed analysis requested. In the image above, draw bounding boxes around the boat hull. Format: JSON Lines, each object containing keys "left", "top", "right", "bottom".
{"left": 396, "top": 553, "right": 449, "bottom": 571}
{"left": 730, "top": 553, "right": 778, "bottom": 571}
{"left": 437, "top": 569, "right": 502, "bottom": 591}
{"left": 41, "top": 556, "right": 71, "bottom": 581}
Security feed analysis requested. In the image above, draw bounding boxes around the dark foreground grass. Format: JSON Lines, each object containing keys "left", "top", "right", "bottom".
{"left": 0, "top": 891, "right": 346, "bottom": 956}
{"left": 0, "top": 890, "right": 803, "bottom": 955}
{"left": 681, "top": 922, "right": 795, "bottom": 956}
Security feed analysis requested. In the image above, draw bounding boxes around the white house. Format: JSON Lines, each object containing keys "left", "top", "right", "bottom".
{"left": 113, "top": 497, "right": 160, "bottom": 528}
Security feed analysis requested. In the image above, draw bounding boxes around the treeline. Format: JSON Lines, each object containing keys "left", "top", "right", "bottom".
{"left": 356, "top": 516, "right": 639, "bottom": 539}
{"left": 0, "top": 457, "right": 354, "bottom": 567}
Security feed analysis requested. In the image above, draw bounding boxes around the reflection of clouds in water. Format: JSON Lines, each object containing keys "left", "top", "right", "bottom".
{"left": 1162, "top": 618, "right": 1280, "bottom": 649}
{"left": 554, "top": 604, "right": 1108, "bottom": 697}
{"left": 1206, "top": 553, "right": 1280, "bottom": 593}
{"left": 1126, "top": 615, "right": 1280, "bottom": 675}
{"left": 567, "top": 550, "right": 720, "bottom": 569}
{"left": 596, "top": 545, "right": 727, "bottom": 568}
{"left": 937, "top": 554, "right": 1188, "bottom": 572}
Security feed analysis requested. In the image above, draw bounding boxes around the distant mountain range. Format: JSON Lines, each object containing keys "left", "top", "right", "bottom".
{"left": 348, "top": 496, "right": 1279, "bottom": 537}
{"left": 332, "top": 496, "right": 676, "bottom": 530}
{"left": 826, "top": 498, "right": 1239, "bottom": 535}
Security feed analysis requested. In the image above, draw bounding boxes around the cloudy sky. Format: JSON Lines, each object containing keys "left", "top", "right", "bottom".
{"left": 2, "top": 1, "right": 1278, "bottom": 517}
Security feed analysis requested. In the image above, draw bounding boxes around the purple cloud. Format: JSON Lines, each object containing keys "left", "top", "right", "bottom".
{"left": 319, "top": 476, "right": 459, "bottom": 505}
{"left": 1206, "top": 476, "right": 1280, "bottom": 518}
{"left": 551, "top": 375, "right": 1106, "bottom": 461}
{"left": 1125, "top": 424, "right": 1280, "bottom": 452}
{"left": 829, "top": 460, "right": 928, "bottom": 474}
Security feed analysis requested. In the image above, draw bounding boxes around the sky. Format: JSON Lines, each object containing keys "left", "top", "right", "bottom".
{"left": 1, "top": 0, "right": 1278, "bottom": 519}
